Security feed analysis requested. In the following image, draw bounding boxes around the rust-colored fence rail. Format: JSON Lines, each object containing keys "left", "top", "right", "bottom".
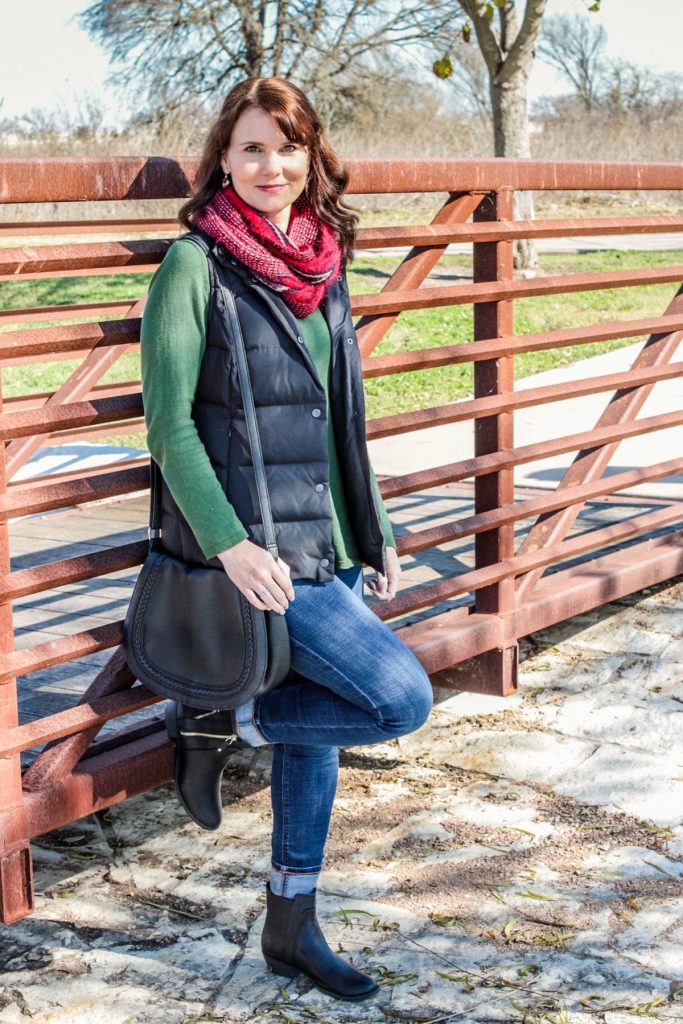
{"left": 1, "top": 156, "right": 682, "bottom": 925}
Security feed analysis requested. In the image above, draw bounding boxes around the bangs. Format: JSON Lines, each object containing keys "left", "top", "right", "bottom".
{"left": 244, "top": 100, "right": 314, "bottom": 148}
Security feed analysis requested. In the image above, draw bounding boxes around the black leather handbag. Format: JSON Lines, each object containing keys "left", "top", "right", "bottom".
{"left": 123, "top": 278, "right": 291, "bottom": 710}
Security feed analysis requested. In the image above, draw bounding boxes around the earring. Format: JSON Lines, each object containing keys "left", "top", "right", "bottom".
{"left": 221, "top": 169, "right": 231, "bottom": 188}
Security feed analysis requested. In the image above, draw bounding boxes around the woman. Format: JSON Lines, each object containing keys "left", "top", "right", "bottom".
{"left": 140, "top": 76, "right": 433, "bottom": 1002}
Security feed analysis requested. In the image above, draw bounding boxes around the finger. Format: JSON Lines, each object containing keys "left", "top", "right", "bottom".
{"left": 254, "top": 578, "right": 290, "bottom": 614}
{"left": 243, "top": 589, "right": 271, "bottom": 612}
{"left": 247, "top": 587, "right": 287, "bottom": 615}
{"left": 261, "top": 574, "right": 292, "bottom": 610}
{"left": 272, "top": 561, "right": 295, "bottom": 600}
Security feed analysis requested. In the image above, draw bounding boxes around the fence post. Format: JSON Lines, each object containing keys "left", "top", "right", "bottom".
{"left": 0, "top": 375, "right": 34, "bottom": 924}
{"left": 472, "top": 188, "right": 518, "bottom": 695}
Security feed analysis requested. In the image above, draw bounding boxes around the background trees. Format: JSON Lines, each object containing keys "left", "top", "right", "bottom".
{"left": 3, "top": 1, "right": 681, "bottom": 221}
{"left": 77, "top": 0, "right": 449, "bottom": 126}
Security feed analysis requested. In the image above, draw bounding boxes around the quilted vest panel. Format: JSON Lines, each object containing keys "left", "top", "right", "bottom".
{"left": 157, "top": 230, "right": 387, "bottom": 583}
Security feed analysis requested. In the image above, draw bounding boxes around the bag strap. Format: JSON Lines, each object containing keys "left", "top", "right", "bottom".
{"left": 149, "top": 239, "right": 278, "bottom": 560}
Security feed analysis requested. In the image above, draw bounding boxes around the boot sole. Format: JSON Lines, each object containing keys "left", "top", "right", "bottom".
{"left": 164, "top": 702, "right": 222, "bottom": 832}
{"left": 263, "top": 954, "right": 380, "bottom": 1001}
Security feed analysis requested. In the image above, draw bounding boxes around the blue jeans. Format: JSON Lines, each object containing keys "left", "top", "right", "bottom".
{"left": 251, "top": 564, "right": 433, "bottom": 888}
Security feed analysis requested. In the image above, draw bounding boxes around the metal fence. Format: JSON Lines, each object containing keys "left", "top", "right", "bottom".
{"left": 1, "top": 156, "right": 682, "bottom": 924}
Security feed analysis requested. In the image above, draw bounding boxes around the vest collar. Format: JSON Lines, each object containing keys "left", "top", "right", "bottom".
{"left": 209, "top": 238, "right": 346, "bottom": 392}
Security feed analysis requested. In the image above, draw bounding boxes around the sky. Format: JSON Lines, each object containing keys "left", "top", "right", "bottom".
{"left": 1, "top": 0, "right": 682, "bottom": 129}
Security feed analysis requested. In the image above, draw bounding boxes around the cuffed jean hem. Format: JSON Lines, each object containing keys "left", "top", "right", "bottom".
{"left": 234, "top": 697, "right": 270, "bottom": 747}
{"left": 270, "top": 863, "right": 321, "bottom": 897}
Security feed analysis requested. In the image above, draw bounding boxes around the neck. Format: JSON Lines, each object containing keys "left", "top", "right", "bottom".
{"left": 265, "top": 206, "right": 292, "bottom": 235}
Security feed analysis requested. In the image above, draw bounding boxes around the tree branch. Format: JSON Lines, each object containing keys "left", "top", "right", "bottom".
{"left": 458, "top": 0, "right": 502, "bottom": 77}
{"left": 497, "top": 0, "right": 547, "bottom": 84}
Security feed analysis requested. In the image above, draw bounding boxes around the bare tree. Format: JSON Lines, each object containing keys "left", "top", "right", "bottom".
{"left": 431, "top": 1, "right": 550, "bottom": 267}
{"left": 601, "top": 58, "right": 683, "bottom": 121}
{"left": 429, "top": 1, "right": 606, "bottom": 267}
{"left": 538, "top": 12, "right": 607, "bottom": 111}
{"left": 78, "top": 0, "right": 450, "bottom": 127}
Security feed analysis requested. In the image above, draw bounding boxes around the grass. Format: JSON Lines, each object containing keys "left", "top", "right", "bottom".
{"left": 1, "top": 248, "right": 681, "bottom": 449}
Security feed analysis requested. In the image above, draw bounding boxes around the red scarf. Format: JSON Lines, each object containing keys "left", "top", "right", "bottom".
{"left": 196, "top": 184, "right": 342, "bottom": 318}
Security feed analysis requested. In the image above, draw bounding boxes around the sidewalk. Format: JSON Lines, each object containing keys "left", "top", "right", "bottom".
{"left": 368, "top": 335, "right": 683, "bottom": 502}
{"left": 1, "top": 572, "right": 682, "bottom": 1023}
{"left": 364, "top": 234, "right": 683, "bottom": 257}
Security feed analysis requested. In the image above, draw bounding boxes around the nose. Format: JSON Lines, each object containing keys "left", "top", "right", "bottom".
{"left": 261, "top": 151, "right": 284, "bottom": 175}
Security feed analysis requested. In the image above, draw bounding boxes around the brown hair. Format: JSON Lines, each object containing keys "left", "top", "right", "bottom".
{"left": 178, "top": 77, "right": 359, "bottom": 262}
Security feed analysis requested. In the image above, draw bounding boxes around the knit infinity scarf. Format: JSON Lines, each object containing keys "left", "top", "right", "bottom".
{"left": 196, "top": 183, "right": 342, "bottom": 319}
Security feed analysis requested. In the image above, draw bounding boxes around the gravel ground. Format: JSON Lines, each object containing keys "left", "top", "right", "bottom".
{"left": 1, "top": 577, "right": 682, "bottom": 1024}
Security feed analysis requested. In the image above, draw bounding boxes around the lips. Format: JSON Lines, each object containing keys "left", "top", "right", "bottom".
{"left": 257, "top": 184, "right": 287, "bottom": 191}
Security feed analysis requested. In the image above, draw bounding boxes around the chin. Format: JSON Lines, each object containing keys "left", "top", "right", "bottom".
{"left": 249, "top": 193, "right": 288, "bottom": 213}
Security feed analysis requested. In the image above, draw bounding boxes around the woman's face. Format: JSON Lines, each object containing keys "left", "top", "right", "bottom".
{"left": 221, "top": 106, "right": 309, "bottom": 234}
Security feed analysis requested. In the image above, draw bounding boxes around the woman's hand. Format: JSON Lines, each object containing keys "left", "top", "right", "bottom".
{"left": 366, "top": 545, "right": 401, "bottom": 601}
{"left": 217, "top": 538, "right": 294, "bottom": 614}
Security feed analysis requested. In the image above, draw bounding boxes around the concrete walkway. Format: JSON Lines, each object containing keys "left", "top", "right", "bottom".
{"left": 363, "top": 234, "right": 683, "bottom": 256}
{"left": 368, "top": 335, "right": 683, "bottom": 502}
{"left": 1, "top": 572, "right": 682, "bottom": 1023}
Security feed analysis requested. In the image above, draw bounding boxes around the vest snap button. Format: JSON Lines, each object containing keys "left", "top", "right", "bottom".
{"left": 297, "top": 335, "right": 304, "bottom": 344}
{"left": 311, "top": 408, "right": 322, "bottom": 418}
{"left": 347, "top": 337, "right": 354, "bottom": 344}
{"left": 320, "top": 558, "right": 330, "bottom": 568}
{"left": 314, "top": 483, "right": 324, "bottom": 492}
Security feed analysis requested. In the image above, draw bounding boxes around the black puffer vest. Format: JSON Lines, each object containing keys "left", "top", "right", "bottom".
{"left": 157, "top": 229, "right": 387, "bottom": 583}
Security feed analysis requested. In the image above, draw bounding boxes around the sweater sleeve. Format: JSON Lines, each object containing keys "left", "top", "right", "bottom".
{"left": 369, "top": 464, "right": 397, "bottom": 550}
{"left": 140, "top": 238, "right": 249, "bottom": 559}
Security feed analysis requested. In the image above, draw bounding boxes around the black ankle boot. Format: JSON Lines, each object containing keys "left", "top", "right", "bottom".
{"left": 261, "top": 881, "right": 380, "bottom": 1001}
{"left": 164, "top": 701, "right": 249, "bottom": 830}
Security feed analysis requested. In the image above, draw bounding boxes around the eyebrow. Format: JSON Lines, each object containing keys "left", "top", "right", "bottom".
{"left": 238, "top": 139, "right": 295, "bottom": 145}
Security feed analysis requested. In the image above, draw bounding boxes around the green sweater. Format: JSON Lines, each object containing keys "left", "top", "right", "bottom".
{"left": 140, "top": 239, "right": 395, "bottom": 568}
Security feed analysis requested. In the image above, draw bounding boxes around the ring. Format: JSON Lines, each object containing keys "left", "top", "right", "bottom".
{"left": 258, "top": 587, "right": 269, "bottom": 598}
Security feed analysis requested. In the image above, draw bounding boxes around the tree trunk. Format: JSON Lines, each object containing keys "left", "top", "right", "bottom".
{"left": 490, "top": 70, "right": 538, "bottom": 270}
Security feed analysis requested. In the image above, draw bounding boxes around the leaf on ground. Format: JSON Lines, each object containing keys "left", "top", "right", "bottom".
{"left": 641, "top": 858, "right": 679, "bottom": 879}
{"left": 513, "top": 890, "right": 561, "bottom": 901}
{"left": 375, "top": 965, "right": 419, "bottom": 986}
{"left": 638, "top": 821, "right": 674, "bottom": 835}
{"left": 517, "top": 867, "right": 538, "bottom": 880}
{"left": 333, "top": 907, "right": 376, "bottom": 926}
{"left": 436, "top": 970, "right": 475, "bottom": 984}
{"left": 582, "top": 869, "right": 626, "bottom": 877}
{"left": 431, "top": 911, "right": 460, "bottom": 926}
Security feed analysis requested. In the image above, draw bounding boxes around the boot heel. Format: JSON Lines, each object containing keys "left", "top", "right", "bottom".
{"left": 263, "top": 954, "right": 300, "bottom": 979}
